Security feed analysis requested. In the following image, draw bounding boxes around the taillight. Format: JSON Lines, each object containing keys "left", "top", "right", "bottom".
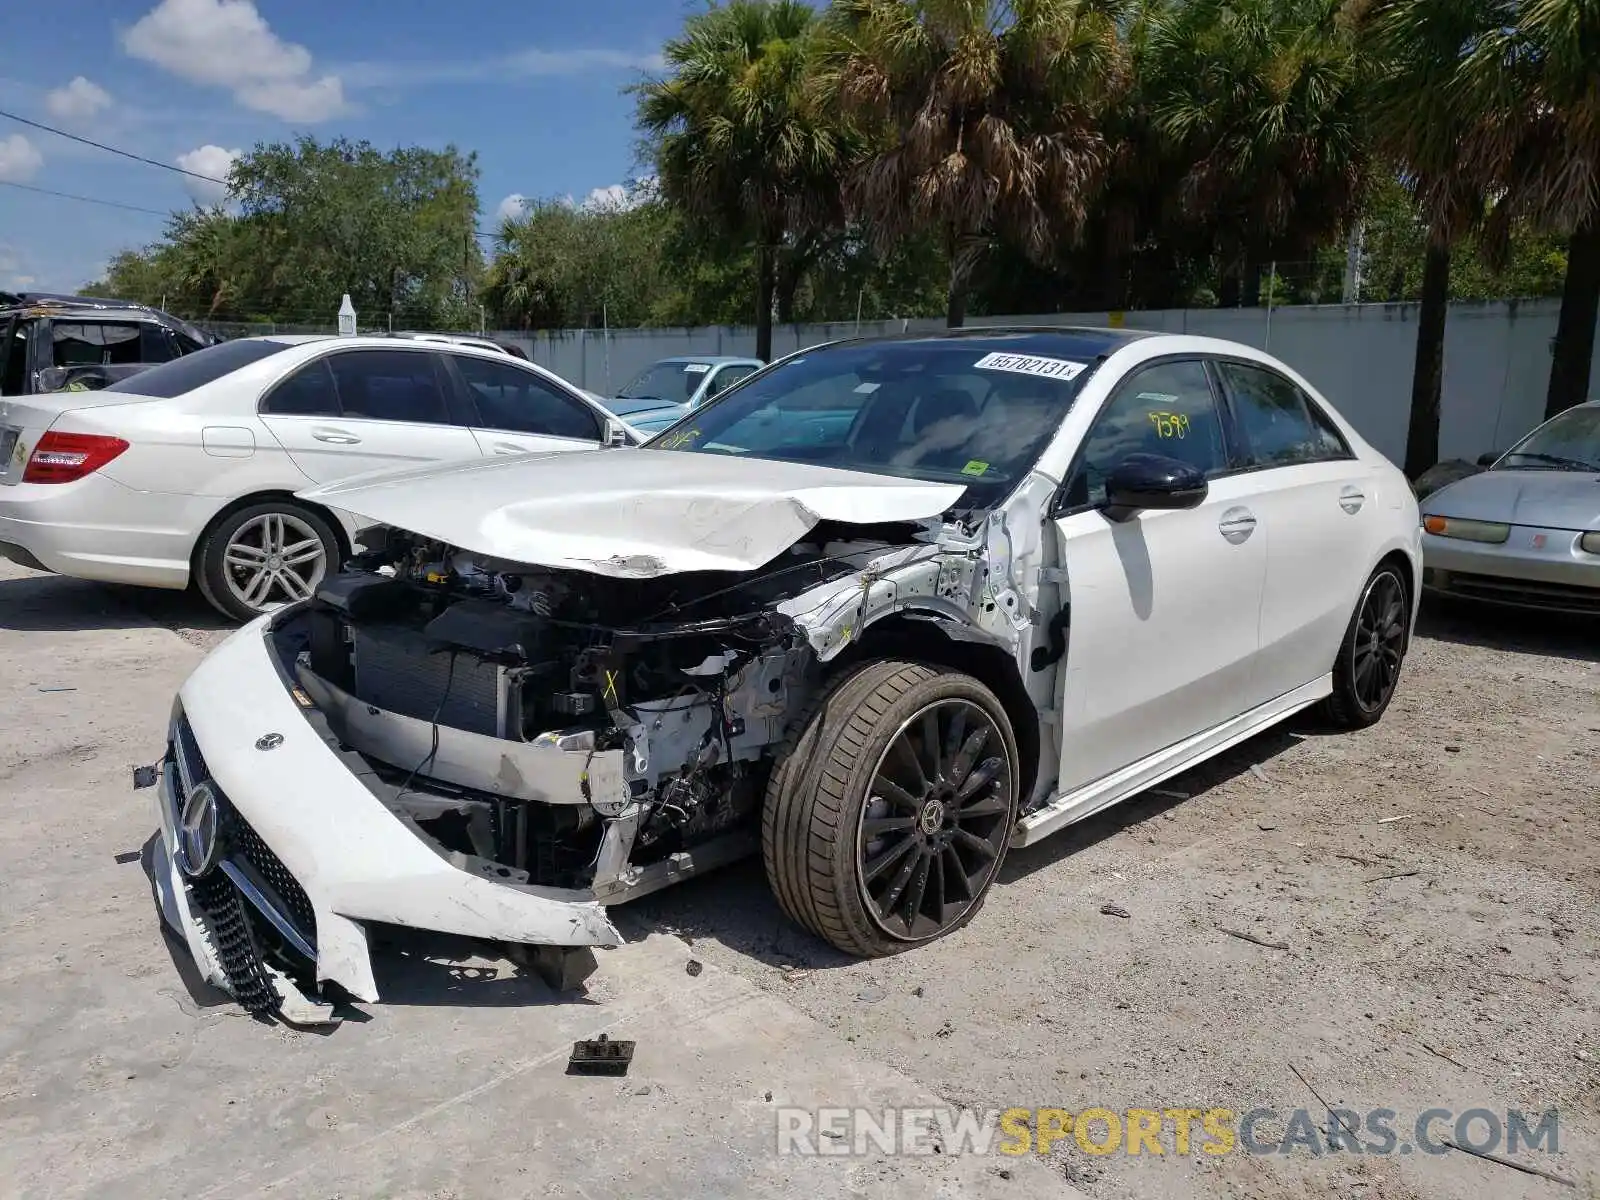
{"left": 22, "top": 432, "right": 130, "bottom": 484}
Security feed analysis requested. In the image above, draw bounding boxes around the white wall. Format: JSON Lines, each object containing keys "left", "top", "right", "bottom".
{"left": 501, "top": 298, "right": 1594, "bottom": 466}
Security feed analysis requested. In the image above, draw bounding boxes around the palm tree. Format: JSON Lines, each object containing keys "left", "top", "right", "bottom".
{"left": 1344, "top": 0, "right": 1502, "bottom": 478}
{"left": 1458, "top": 0, "right": 1600, "bottom": 418}
{"left": 815, "top": 0, "right": 1130, "bottom": 327}
{"left": 635, "top": 0, "right": 848, "bottom": 361}
{"left": 1141, "top": 0, "right": 1369, "bottom": 307}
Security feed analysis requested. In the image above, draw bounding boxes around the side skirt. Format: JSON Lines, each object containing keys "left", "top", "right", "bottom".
{"left": 1013, "top": 674, "right": 1331, "bottom": 848}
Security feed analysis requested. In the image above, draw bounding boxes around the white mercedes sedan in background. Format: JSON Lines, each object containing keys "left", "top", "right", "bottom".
{"left": 0, "top": 335, "right": 625, "bottom": 619}
{"left": 142, "top": 327, "right": 1423, "bottom": 1021}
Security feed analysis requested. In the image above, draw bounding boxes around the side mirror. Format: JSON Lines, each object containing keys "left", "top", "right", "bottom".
{"left": 602, "top": 418, "right": 631, "bottom": 447}
{"left": 1101, "top": 453, "right": 1208, "bottom": 522}
{"left": 1476, "top": 451, "right": 1499, "bottom": 467}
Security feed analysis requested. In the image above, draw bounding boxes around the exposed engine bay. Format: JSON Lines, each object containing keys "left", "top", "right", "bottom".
{"left": 276, "top": 519, "right": 956, "bottom": 901}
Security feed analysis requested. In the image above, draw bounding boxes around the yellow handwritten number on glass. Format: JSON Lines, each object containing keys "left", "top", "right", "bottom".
{"left": 1146, "top": 411, "right": 1190, "bottom": 439}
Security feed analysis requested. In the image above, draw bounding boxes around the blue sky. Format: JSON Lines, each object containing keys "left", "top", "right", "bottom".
{"left": 0, "top": 0, "right": 692, "bottom": 295}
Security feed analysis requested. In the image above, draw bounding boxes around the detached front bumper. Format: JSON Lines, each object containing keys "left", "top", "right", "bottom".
{"left": 150, "top": 616, "right": 623, "bottom": 1015}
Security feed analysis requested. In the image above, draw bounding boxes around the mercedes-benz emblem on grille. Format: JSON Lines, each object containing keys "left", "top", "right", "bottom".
{"left": 255, "top": 732, "right": 284, "bottom": 751}
{"left": 177, "top": 781, "right": 221, "bottom": 878}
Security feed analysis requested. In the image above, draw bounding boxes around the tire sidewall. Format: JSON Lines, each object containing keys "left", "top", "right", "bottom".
{"left": 198, "top": 501, "right": 339, "bottom": 622}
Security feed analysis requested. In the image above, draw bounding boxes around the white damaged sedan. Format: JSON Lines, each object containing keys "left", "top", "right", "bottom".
{"left": 144, "top": 328, "right": 1422, "bottom": 1021}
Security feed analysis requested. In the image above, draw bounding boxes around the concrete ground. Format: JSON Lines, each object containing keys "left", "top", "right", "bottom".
{"left": 0, "top": 561, "right": 1074, "bottom": 1200}
{"left": 2, "top": 559, "right": 1595, "bottom": 1199}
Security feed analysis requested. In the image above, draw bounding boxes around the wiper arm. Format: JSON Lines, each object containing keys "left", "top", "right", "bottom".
{"left": 1503, "top": 451, "right": 1600, "bottom": 471}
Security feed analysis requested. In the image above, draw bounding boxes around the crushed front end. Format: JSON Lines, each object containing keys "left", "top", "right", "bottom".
{"left": 146, "top": 514, "right": 984, "bottom": 1019}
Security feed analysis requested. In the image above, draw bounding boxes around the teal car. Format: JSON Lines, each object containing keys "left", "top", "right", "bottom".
{"left": 605, "top": 356, "right": 764, "bottom": 435}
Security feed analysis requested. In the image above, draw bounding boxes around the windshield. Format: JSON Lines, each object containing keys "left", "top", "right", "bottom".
{"left": 617, "top": 361, "right": 709, "bottom": 402}
{"left": 1499, "top": 405, "right": 1600, "bottom": 472}
{"left": 647, "top": 335, "right": 1107, "bottom": 509}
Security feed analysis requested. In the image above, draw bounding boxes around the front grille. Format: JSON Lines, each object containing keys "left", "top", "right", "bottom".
{"left": 1430, "top": 568, "right": 1600, "bottom": 614}
{"left": 170, "top": 711, "right": 317, "bottom": 995}
{"left": 225, "top": 805, "right": 318, "bottom": 941}
{"left": 189, "top": 872, "right": 282, "bottom": 1016}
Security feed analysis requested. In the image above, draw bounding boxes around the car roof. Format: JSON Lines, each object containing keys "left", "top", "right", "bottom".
{"left": 796, "top": 325, "right": 1153, "bottom": 360}
{"left": 1, "top": 294, "right": 215, "bottom": 345}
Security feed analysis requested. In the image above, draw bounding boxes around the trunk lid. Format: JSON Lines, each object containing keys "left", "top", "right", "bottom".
{"left": 0, "top": 391, "right": 163, "bottom": 485}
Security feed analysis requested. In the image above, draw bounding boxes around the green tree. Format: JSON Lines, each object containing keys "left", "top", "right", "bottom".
{"left": 635, "top": 0, "right": 849, "bottom": 359}
{"left": 485, "top": 187, "right": 674, "bottom": 329}
{"left": 87, "top": 138, "right": 483, "bottom": 330}
{"left": 229, "top": 137, "right": 481, "bottom": 328}
{"left": 816, "top": 0, "right": 1130, "bottom": 327}
{"left": 1345, "top": 0, "right": 1503, "bottom": 477}
{"left": 1459, "top": 0, "right": 1600, "bottom": 416}
{"left": 1139, "top": 0, "right": 1369, "bottom": 307}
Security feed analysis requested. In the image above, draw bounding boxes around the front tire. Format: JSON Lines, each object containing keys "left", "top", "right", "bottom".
{"left": 762, "top": 660, "right": 1019, "bottom": 958}
{"left": 196, "top": 501, "right": 339, "bottom": 622}
{"left": 1323, "top": 563, "right": 1411, "bottom": 729}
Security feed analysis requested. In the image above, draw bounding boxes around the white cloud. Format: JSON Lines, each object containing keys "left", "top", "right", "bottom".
{"left": 121, "top": 0, "right": 349, "bottom": 122}
{"left": 0, "top": 244, "right": 36, "bottom": 292}
{"left": 175, "top": 144, "right": 241, "bottom": 205}
{"left": 0, "top": 134, "right": 43, "bottom": 183}
{"left": 584, "top": 184, "right": 629, "bottom": 211}
{"left": 495, "top": 193, "right": 528, "bottom": 223}
{"left": 579, "top": 179, "right": 656, "bottom": 212}
{"left": 501, "top": 47, "right": 666, "bottom": 77}
{"left": 336, "top": 47, "right": 664, "bottom": 89}
{"left": 44, "top": 77, "right": 113, "bottom": 122}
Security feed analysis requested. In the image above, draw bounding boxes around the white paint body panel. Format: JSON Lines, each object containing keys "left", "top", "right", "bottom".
{"left": 0, "top": 336, "right": 611, "bottom": 592}
{"left": 1052, "top": 472, "right": 1269, "bottom": 794}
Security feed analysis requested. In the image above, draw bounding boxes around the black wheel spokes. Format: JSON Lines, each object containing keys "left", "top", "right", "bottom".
{"left": 1353, "top": 574, "right": 1406, "bottom": 711}
{"left": 859, "top": 699, "right": 1012, "bottom": 940}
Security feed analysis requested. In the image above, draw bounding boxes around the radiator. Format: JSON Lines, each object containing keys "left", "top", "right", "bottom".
{"left": 352, "top": 624, "right": 504, "bottom": 737}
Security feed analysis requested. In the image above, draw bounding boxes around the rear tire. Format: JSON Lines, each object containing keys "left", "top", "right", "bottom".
{"left": 762, "top": 660, "right": 1019, "bottom": 958}
{"left": 1323, "top": 563, "right": 1411, "bottom": 729}
{"left": 196, "top": 500, "right": 339, "bottom": 622}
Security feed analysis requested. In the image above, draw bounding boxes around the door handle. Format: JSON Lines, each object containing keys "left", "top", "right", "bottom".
{"left": 1338, "top": 485, "right": 1366, "bottom": 514}
{"left": 312, "top": 430, "right": 361, "bottom": 445}
{"left": 1219, "top": 507, "right": 1257, "bottom": 544}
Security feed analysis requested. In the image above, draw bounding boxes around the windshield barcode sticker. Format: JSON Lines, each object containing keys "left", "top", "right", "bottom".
{"left": 973, "top": 352, "right": 1086, "bottom": 381}
{"left": 683, "top": 363, "right": 711, "bottom": 373}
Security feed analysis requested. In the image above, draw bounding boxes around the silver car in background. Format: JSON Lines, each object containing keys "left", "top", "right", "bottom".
{"left": 1420, "top": 400, "right": 1600, "bottom": 614}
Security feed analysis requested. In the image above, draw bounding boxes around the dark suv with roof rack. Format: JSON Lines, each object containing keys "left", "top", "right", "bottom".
{"left": 0, "top": 292, "right": 214, "bottom": 397}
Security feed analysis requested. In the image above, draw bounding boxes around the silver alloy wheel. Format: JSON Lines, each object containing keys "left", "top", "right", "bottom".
{"left": 222, "top": 511, "right": 327, "bottom": 613}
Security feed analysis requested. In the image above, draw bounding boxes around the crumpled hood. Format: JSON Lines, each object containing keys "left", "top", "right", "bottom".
{"left": 299, "top": 447, "right": 966, "bottom": 578}
{"left": 1422, "top": 468, "right": 1600, "bottom": 530}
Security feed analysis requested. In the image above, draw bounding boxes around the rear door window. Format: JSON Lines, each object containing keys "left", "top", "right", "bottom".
{"left": 451, "top": 354, "right": 600, "bottom": 440}
{"left": 261, "top": 358, "right": 340, "bottom": 416}
{"left": 1216, "top": 361, "right": 1351, "bottom": 467}
{"left": 324, "top": 349, "right": 453, "bottom": 425}
{"left": 706, "top": 364, "right": 756, "bottom": 398}
{"left": 139, "top": 325, "right": 179, "bottom": 363}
